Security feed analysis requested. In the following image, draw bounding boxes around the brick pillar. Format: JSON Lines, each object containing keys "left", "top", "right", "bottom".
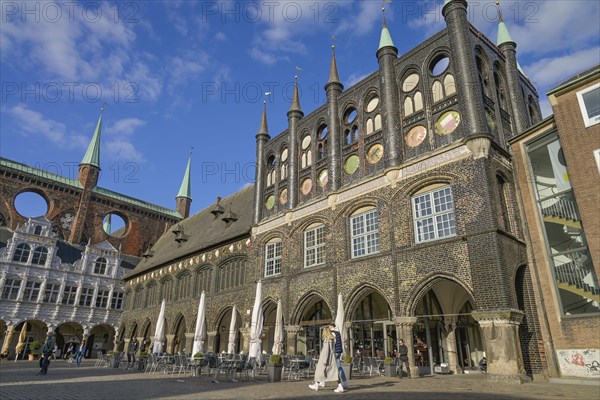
{"left": 165, "top": 334, "right": 175, "bottom": 354}
{"left": 206, "top": 331, "right": 217, "bottom": 353}
{"left": 240, "top": 327, "right": 251, "bottom": 354}
{"left": 184, "top": 333, "right": 194, "bottom": 355}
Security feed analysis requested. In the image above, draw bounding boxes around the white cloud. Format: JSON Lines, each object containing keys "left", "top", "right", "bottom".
{"left": 6, "top": 104, "right": 87, "bottom": 149}
{"left": 525, "top": 47, "right": 600, "bottom": 88}
{"left": 336, "top": 1, "right": 384, "bottom": 37}
{"left": 215, "top": 32, "right": 226, "bottom": 41}
{"left": 104, "top": 140, "right": 144, "bottom": 163}
{"left": 107, "top": 118, "right": 147, "bottom": 137}
{"left": 346, "top": 72, "right": 372, "bottom": 87}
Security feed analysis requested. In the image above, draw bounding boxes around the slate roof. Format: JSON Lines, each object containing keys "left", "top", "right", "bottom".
{"left": 125, "top": 184, "right": 254, "bottom": 279}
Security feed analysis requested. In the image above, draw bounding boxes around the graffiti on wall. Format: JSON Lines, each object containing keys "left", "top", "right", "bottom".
{"left": 557, "top": 349, "right": 600, "bottom": 378}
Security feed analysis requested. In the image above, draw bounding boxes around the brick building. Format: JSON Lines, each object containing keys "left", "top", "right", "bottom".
{"left": 0, "top": 108, "right": 188, "bottom": 359}
{"left": 509, "top": 65, "right": 600, "bottom": 378}
{"left": 119, "top": 1, "right": 547, "bottom": 383}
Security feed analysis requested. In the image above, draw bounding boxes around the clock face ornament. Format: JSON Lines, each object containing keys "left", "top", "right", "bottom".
{"left": 60, "top": 212, "right": 75, "bottom": 230}
{"left": 366, "top": 144, "right": 384, "bottom": 164}
{"left": 344, "top": 155, "right": 359, "bottom": 175}
{"left": 301, "top": 178, "right": 313, "bottom": 195}
{"left": 406, "top": 126, "right": 427, "bottom": 148}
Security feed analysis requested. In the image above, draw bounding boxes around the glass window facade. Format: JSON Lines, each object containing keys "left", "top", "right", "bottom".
{"left": 527, "top": 132, "right": 599, "bottom": 315}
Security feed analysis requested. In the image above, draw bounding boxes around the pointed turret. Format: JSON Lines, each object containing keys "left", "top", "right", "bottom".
{"left": 81, "top": 108, "right": 103, "bottom": 169}
{"left": 253, "top": 101, "right": 270, "bottom": 225}
{"left": 328, "top": 45, "right": 341, "bottom": 85}
{"left": 378, "top": 11, "right": 395, "bottom": 51}
{"left": 325, "top": 45, "right": 343, "bottom": 191}
{"left": 176, "top": 153, "right": 192, "bottom": 219}
{"left": 376, "top": 7, "right": 402, "bottom": 167}
{"left": 495, "top": 0, "right": 530, "bottom": 133}
{"left": 287, "top": 76, "right": 303, "bottom": 209}
{"left": 289, "top": 76, "right": 303, "bottom": 114}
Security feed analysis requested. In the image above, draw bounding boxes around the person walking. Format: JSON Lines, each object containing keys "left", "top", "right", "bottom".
{"left": 75, "top": 340, "right": 87, "bottom": 367}
{"left": 308, "top": 325, "right": 338, "bottom": 392}
{"left": 397, "top": 339, "right": 411, "bottom": 378}
{"left": 38, "top": 332, "right": 56, "bottom": 375}
{"left": 329, "top": 322, "right": 349, "bottom": 393}
{"left": 126, "top": 338, "right": 139, "bottom": 370}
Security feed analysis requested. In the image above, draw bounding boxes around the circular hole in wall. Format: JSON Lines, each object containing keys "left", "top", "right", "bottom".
{"left": 14, "top": 191, "right": 49, "bottom": 218}
{"left": 103, "top": 212, "right": 127, "bottom": 237}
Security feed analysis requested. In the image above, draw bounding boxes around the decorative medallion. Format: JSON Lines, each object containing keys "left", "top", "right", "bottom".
{"left": 279, "top": 188, "right": 288, "bottom": 205}
{"left": 60, "top": 212, "right": 74, "bottom": 230}
{"left": 366, "top": 97, "right": 379, "bottom": 113}
{"left": 406, "top": 125, "right": 427, "bottom": 148}
{"left": 317, "top": 169, "right": 329, "bottom": 188}
{"left": 265, "top": 195, "right": 275, "bottom": 210}
{"left": 301, "top": 135, "right": 311, "bottom": 150}
{"left": 301, "top": 178, "right": 312, "bottom": 195}
{"left": 366, "top": 144, "right": 384, "bottom": 164}
{"left": 344, "top": 155, "right": 359, "bottom": 175}
{"left": 281, "top": 148, "right": 288, "bottom": 162}
{"left": 435, "top": 111, "right": 461, "bottom": 135}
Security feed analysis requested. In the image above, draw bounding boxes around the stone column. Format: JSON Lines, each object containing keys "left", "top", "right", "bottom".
{"left": 165, "top": 334, "right": 175, "bottom": 354}
{"left": 285, "top": 325, "right": 301, "bottom": 356}
{"left": 136, "top": 336, "right": 145, "bottom": 356}
{"left": 206, "top": 331, "right": 217, "bottom": 353}
{"left": 443, "top": 316, "right": 461, "bottom": 374}
{"left": 394, "top": 317, "right": 417, "bottom": 378}
{"left": 240, "top": 327, "right": 251, "bottom": 354}
{"left": 472, "top": 310, "right": 531, "bottom": 383}
{"left": 184, "top": 333, "right": 195, "bottom": 354}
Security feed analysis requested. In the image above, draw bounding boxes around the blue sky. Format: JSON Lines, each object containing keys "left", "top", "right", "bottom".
{"left": 2, "top": 0, "right": 599, "bottom": 219}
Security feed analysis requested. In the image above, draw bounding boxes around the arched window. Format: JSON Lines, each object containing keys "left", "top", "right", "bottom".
{"left": 432, "top": 81, "right": 444, "bottom": 103}
{"left": 404, "top": 97, "right": 414, "bottom": 116}
{"left": 31, "top": 246, "right": 48, "bottom": 265}
{"left": 280, "top": 148, "right": 288, "bottom": 180}
{"left": 414, "top": 91, "right": 423, "bottom": 112}
{"left": 217, "top": 258, "right": 247, "bottom": 292}
{"left": 497, "top": 175, "right": 511, "bottom": 232}
{"left": 476, "top": 52, "right": 491, "bottom": 98}
{"left": 494, "top": 71, "right": 508, "bottom": 110}
{"left": 177, "top": 271, "right": 192, "bottom": 300}
{"left": 317, "top": 125, "right": 328, "bottom": 160}
{"left": 195, "top": 267, "right": 213, "bottom": 296}
{"left": 365, "top": 96, "right": 382, "bottom": 135}
{"left": 94, "top": 257, "right": 107, "bottom": 274}
{"left": 161, "top": 277, "right": 174, "bottom": 301}
{"left": 444, "top": 74, "right": 456, "bottom": 96}
{"left": 12, "top": 243, "right": 30, "bottom": 262}
{"left": 266, "top": 155, "right": 276, "bottom": 187}
{"left": 304, "top": 224, "right": 325, "bottom": 267}
{"left": 301, "top": 134, "right": 312, "bottom": 169}
{"left": 34, "top": 225, "right": 42, "bottom": 235}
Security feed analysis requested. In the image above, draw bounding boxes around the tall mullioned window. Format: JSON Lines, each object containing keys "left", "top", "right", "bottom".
{"left": 527, "top": 132, "right": 598, "bottom": 315}
{"left": 265, "top": 240, "right": 282, "bottom": 277}
{"left": 43, "top": 283, "right": 60, "bottom": 303}
{"left": 12, "top": 243, "right": 30, "bottom": 262}
{"left": 23, "top": 281, "right": 41, "bottom": 301}
{"left": 95, "top": 289, "right": 110, "bottom": 308}
{"left": 1, "top": 278, "right": 21, "bottom": 300}
{"left": 31, "top": 246, "right": 48, "bottom": 265}
{"left": 79, "top": 287, "right": 94, "bottom": 306}
{"left": 94, "top": 257, "right": 107, "bottom": 274}
{"left": 351, "top": 209, "right": 380, "bottom": 258}
{"left": 111, "top": 292, "right": 124, "bottom": 310}
{"left": 304, "top": 225, "right": 325, "bottom": 267}
{"left": 413, "top": 186, "right": 456, "bottom": 243}
{"left": 62, "top": 286, "right": 78, "bottom": 305}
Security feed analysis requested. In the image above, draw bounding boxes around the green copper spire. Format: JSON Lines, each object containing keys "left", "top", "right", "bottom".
{"left": 497, "top": 20, "right": 514, "bottom": 45}
{"left": 258, "top": 101, "right": 269, "bottom": 135}
{"left": 177, "top": 154, "right": 192, "bottom": 200}
{"left": 378, "top": 9, "right": 395, "bottom": 50}
{"left": 103, "top": 214, "right": 111, "bottom": 234}
{"left": 289, "top": 76, "right": 302, "bottom": 113}
{"left": 328, "top": 45, "right": 341, "bottom": 84}
{"left": 80, "top": 107, "right": 103, "bottom": 168}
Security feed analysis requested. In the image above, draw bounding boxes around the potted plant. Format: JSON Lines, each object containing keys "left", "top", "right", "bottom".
{"left": 383, "top": 357, "right": 396, "bottom": 377}
{"left": 267, "top": 354, "right": 283, "bottom": 382}
{"left": 193, "top": 352, "right": 203, "bottom": 360}
{"left": 139, "top": 351, "right": 148, "bottom": 358}
{"left": 29, "top": 341, "right": 42, "bottom": 361}
{"left": 341, "top": 354, "right": 353, "bottom": 381}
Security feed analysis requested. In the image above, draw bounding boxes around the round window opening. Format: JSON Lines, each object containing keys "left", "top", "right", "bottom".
{"left": 430, "top": 56, "right": 450, "bottom": 77}
{"left": 319, "top": 126, "right": 329, "bottom": 140}
{"left": 345, "top": 109, "right": 357, "bottom": 124}
{"left": 15, "top": 191, "right": 48, "bottom": 218}
{"left": 103, "top": 213, "right": 127, "bottom": 237}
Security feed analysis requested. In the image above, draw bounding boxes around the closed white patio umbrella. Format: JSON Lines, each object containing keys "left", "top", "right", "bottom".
{"left": 152, "top": 299, "right": 166, "bottom": 354}
{"left": 248, "top": 280, "right": 263, "bottom": 361}
{"left": 227, "top": 306, "right": 237, "bottom": 354}
{"left": 271, "top": 300, "right": 284, "bottom": 355}
{"left": 192, "top": 291, "right": 206, "bottom": 355}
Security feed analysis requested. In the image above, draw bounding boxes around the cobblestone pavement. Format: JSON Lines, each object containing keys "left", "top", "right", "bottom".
{"left": 1, "top": 360, "right": 598, "bottom": 400}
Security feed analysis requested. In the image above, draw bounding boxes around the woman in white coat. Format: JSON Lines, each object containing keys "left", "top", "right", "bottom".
{"left": 308, "top": 325, "right": 339, "bottom": 391}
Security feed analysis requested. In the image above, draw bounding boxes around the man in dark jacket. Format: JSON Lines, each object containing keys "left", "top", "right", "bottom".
{"left": 329, "top": 322, "right": 349, "bottom": 393}
{"left": 397, "top": 339, "right": 410, "bottom": 378}
{"left": 39, "top": 332, "right": 56, "bottom": 375}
